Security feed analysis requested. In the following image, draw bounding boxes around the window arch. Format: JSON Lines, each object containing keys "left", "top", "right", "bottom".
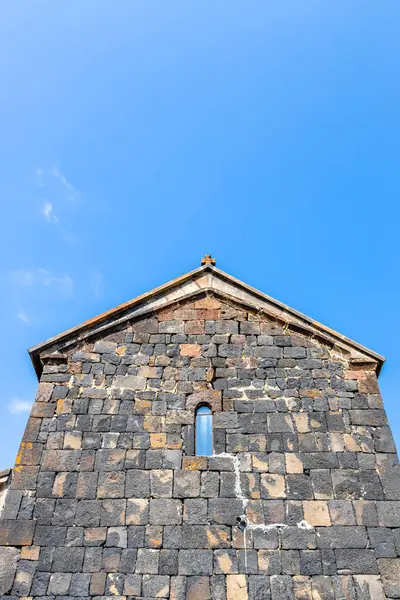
{"left": 195, "top": 405, "right": 213, "bottom": 456}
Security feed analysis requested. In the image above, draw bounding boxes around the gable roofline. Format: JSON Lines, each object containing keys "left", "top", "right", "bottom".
{"left": 211, "top": 266, "right": 385, "bottom": 367}
{"left": 28, "top": 263, "right": 385, "bottom": 379}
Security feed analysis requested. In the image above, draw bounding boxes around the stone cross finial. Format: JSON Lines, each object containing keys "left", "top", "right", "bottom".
{"left": 201, "top": 254, "right": 216, "bottom": 266}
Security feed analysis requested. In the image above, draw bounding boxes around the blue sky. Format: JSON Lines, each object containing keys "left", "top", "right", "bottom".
{"left": 0, "top": 1, "right": 399, "bottom": 470}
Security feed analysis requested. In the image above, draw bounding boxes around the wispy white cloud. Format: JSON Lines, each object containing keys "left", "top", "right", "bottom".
{"left": 8, "top": 397, "right": 33, "bottom": 414}
{"left": 33, "top": 165, "right": 80, "bottom": 223}
{"left": 42, "top": 201, "right": 58, "bottom": 224}
{"left": 17, "top": 310, "right": 29, "bottom": 323}
{"left": 51, "top": 165, "right": 80, "bottom": 201}
{"left": 39, "top": 269, "right": 74, "bottom": 294}
{"left": 11, "top": 268, "right": 74, "bottom": 295}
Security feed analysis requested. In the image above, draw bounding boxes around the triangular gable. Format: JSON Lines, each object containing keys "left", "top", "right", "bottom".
{"left": 29, "top": 262, "right": 385, "bottom": 379}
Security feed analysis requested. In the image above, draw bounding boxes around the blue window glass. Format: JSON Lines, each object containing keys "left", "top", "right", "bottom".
{"left": 195, "top": 405, "right": 213, "bottom": 456}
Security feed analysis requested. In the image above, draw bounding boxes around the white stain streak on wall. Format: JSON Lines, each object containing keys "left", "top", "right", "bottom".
{"left": 212, "top": 453, "right": 314, "bottom": 532}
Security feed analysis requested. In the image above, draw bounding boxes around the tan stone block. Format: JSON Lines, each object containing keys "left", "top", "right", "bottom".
{"left": 144, "top": 416, "right": 164, "bottom": 432}
{"left": 285, "top": 453, "right": 303, "bottom": 474}
{"left": 345, "top": 370, "right": 366, "bottom": 380}
{"left": 206, "top": 525, "right": 230, "bottom": 548}
{"left": 216, "top": 550, "right": 237, "bottom": 574}
{"left": 157, "top": 309, "right": 175, "bottom": 322}
{"left": 293, "top": 576, "right": 312, "bottom": 600}
{"left": 194, "top": 297, "right": 221, "bottom": 309}
{"left": 180, "top": 344, "right": 201, "bottom": 357}
{"left": 261, "top": 474, "right": 286, "bottom": 498}
{"left": 185, "top": 320, "right": 205, "bottom": 334}
{"left": 52, "top": 473, "right": 69, "bottom": 497}
{"left": 301, "top": 389, "right": 322, "bottom": 399}
{"left": 56, "top": 399, "right": 72, "bottom": 414}
{"left": 139, "top": 366, "right": 158, "bottom": 378}
{"left": 343, "top": 434, "right": 360, "bottom": 452}
{"left": 182, "top": 456, "right": 207, "bottom": 470}
{"left": 195, "top": 308, "right": 220, "bottom": 320}
{"left": 227, "top": 574, "right": 248, "bottom": 600}
{"left": 303, "top": 501, "right": 331, "bottom": 526}
{"left": 150, "top": 433, "right": 166, "bottom": 448}
{"left": 173, "top": 308, "right": 196, "bottom": 320}
{"left": 135, "top": 399, "right": 152, "bottom": 414}
{"left": 155, "top": 355, "right": 170, "bottom": 367}
{"left": 116, "top": 346, "right": 127, "bottom": 356}
{"left": 293, "top": 413, "right": 310, "bottom": 433}
{"left": 20, "top": 546, "right": 40, "bottom": 561}
{"left": 64, "top": 431, "right": 82, "bottom": 450}
{"left": 330, "top": 433, "right": 345, "bottom": 452}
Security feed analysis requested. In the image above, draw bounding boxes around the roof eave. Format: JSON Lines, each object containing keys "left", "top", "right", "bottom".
{"left": 211, "top": 266, "right": 386, "bottom": 366}
{"left": 29, "top": 262, "right": 385, "bottom": 380}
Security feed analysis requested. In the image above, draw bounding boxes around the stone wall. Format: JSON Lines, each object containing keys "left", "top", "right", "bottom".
{"left": 1, "top": 294, "right": 400, "bottom": 599}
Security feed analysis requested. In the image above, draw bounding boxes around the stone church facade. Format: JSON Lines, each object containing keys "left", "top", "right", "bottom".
{"left": 1, "top": 257, "right": 399, "bottom": 599}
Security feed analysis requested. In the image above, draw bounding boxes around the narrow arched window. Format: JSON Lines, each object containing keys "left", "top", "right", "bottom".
{"left": 195, "top": 405, "right": 213, "bottom": 456}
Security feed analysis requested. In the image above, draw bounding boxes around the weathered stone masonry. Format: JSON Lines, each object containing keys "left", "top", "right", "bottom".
{"left": 1, "top": 261, "right": 400, "bottom": 599}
